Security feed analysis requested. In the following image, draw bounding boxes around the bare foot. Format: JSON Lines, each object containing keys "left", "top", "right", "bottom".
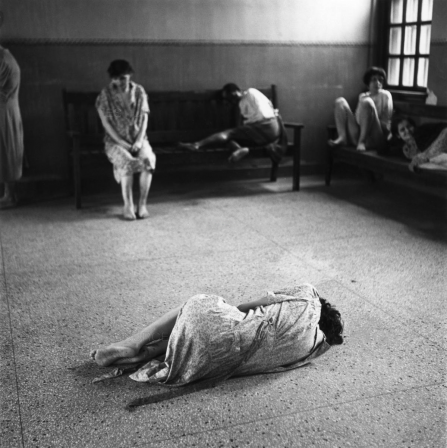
{"left": 356, "top": 142, "right": 366, "bottom": 151}
{"left": 109, "top": 343, "right": 167, "bottom": 365}
{"left": 228, "top": 147, "right": 249, "bottom": 163}
{"left": 90, "top": 342, "right": 140, "bottom": 367}
{"left": 328, "top": 137, "right": 346, "bottom": 147}
{"left": 178, "top": 142, "right": 200, "bottom": 151}
{"left": 123, "top": 205, "right": 136, "bottom": 221}
{"left": 138, "top": 205, "right": 149, "bottom": 219}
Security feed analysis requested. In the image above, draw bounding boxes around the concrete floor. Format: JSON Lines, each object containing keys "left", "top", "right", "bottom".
{"left": 0, "top": 174, "right": 446, "bottom": 448}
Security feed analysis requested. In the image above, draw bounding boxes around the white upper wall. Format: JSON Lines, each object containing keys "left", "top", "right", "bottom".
{"left": 3, "top": 0, "right": 373, "bottom": 42}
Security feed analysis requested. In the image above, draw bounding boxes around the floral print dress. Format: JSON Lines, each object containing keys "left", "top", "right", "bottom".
{"left": 96, "top": 81, "right": 156, "bottom": 183}
{"left": 130, "top": 283, "right": 330, "bottom": 386}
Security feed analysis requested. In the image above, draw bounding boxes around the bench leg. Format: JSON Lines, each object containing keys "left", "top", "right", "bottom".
{"left": 73, "top": 137, "right": 82, "bottom": 209}
{"left": 292, "top": 129, "right": 301, "bottom": 191}
{"left": 270, "top": 161, "right": 279, "bottom": 182}
{"left": 325, "top": 145, "right": 333, "bottom": 186}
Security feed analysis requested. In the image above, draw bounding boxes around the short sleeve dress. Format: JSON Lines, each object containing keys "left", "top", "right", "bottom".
{"left": 130, "top": 283, "right": 330, "bottom": 386}
{"left": 0, "top": 47, "right": 24, "bottom": 183}
{"left": 95, "top": 81, "right": 156, "bottom": 183}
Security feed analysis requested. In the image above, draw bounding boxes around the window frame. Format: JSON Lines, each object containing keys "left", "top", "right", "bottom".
{"left": 384, "top": 0, "right": 433, "bottom": 93}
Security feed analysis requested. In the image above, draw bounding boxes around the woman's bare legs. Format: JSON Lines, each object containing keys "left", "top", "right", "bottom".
{"left": 121, "top": 175, "right": 136, "bottom": 220}
{"left": 90, "top": 305, "right": 183, "bottom": 367}
{"left": 137, "top": 170, "right": 152, "bottom": 219}
{"left": 356, "top": 97, "right": 384, "bottom": 151}
{"left": 328, "top": 98, "right": 359, "bottom": 147}
{"left": 179, "top": 130, "right": 232, "bottom": 151}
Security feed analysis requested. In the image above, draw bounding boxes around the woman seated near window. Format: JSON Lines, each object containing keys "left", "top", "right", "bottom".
{"left": 90, "top": 284, "right": 344, "bottom": 388}
{"left": 328, "top": 66, "right": 393, "bottom": 152}
{"left": 394, "top": 117, "right": 447, "bottom": 171}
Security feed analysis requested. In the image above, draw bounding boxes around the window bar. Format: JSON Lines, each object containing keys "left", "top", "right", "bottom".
{"left": 398, "top": 0, "right": 408, "bottom": 87}
{"left": 413, "top": 0, "right": 422, "bottom": 87}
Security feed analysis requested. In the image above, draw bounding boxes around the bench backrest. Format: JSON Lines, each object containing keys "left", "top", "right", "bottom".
{"left": 394, "top": 101, "right": 447, "bottom": 125}
{"left": 63, "top": 85, "right": 277, "bottom": 146}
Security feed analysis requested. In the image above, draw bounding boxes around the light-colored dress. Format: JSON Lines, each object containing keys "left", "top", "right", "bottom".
{"left": 0, "top": 47, "right": 24, "bottom": 183}
{"left": 95, "top": 81, "right": 156, "bottom": 183}
{"left": 130, "top": 283, "right": 330, "bottom": 386}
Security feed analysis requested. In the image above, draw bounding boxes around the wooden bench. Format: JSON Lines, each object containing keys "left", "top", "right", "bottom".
{"left": 325, "top": 101, "right": 447, "bottom": 191}
{"left": 63, "top": 85, "right": 304, "bottom": 209}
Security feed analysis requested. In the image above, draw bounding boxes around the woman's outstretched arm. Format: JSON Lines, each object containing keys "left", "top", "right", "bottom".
{"left": 237, "top": 284, "right": 319, "bottom": 312}
{"left": 237, "top": 292, "right": 297, "bottom": 312}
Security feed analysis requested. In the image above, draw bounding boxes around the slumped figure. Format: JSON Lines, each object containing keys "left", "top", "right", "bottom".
{"left": 179, "top": 83, "right": 288, "bottom": 164}
{"left": 329, "top": 67, "right": 393, "bottom": 151}
{"left": 90, "top": 284, "right": 344, "bottom": 387}
{"left": 96, "top": 60, "right": 156, "bottom": 220}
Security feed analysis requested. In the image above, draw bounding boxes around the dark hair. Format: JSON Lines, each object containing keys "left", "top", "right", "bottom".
{"left": 363, "top": 66, "right": 387, "bottom": 86}
{"left": 391, "top": 115, "right": 417, "bottom": 137}
{"left": 107, "top": 60, "right": 134, "bottom": 78}
{"left": 222, "top": 83, "right": 241, "bottom": 97}
{"left": 318, "top": 298, "right": 344, "bottom": 345}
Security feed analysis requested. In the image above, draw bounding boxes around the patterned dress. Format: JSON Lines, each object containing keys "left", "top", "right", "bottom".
{"left": 130, "top": 284, "right": 330, "bottom": 386}
{"left": 0, "top": 47, "right": 24, "bottom": 183}
{"left": 96, "top": 81, "right": 156, "bottom": 183}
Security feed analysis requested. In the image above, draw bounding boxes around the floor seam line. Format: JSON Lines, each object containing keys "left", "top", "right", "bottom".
{"left": 0, "top": 229, "right": 26, "bottom": 448}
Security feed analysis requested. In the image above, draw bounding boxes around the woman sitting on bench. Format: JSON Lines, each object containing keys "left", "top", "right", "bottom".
{"left": 96, "top": 60, "right": 156, "bottom": 220}
{"left": 395, "top": 117, "right": 447, "bottom": 171}
{"left": 328, "top": 66, "right": 393, "bottom": 152}
{"left": 90, "top": 283, "right": 343, "bottom": 388}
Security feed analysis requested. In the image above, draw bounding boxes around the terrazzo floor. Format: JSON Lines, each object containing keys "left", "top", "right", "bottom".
{"left": 1, "top": 174, "right": 446, "bottom": 448}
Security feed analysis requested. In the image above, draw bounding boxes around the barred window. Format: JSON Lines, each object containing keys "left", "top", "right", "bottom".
{"left": 386, "top": 0, "right": 433, "bottom": 90}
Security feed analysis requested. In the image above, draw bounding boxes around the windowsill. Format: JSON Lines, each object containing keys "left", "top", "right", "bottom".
{"left": 388, "top": 89, "right": 428, "bottom": 104}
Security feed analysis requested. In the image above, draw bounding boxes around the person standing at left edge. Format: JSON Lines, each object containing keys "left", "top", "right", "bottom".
{"left": 0, "top": 10, "right": 24, "bottom": 209}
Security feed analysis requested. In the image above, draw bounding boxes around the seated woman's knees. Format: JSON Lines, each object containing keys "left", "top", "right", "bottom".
{"left": 218, "top": 131, "right": 230, "bottom": 142}
{"left": 358, "top": 96, "right": 375, "bottom": 110}
{"left": 334, "top": 97, "right": 348, "bottom": 108}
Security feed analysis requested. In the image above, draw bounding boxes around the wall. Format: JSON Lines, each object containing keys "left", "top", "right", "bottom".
{"left": 1, "top": 0, "right": 374, "bottom": 176}
{"left": 428, "top": 0, "right": 447, "bottom": 105}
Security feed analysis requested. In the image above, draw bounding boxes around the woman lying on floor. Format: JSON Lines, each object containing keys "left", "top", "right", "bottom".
{"left": 395, "top": 117, "right": 447, "bottom": 172}
{"left": 90, "top": 284, "right": 343, "bottom": 387}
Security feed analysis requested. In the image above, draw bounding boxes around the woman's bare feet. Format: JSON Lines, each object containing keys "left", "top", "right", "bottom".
{"left": 356, "top": 142, "right": 367, "bottom": 151}
{"left": 138, "top": 205, "right": 149, "bottom": 219}
{"left": 123, "top": 205, "right": 136, "bottom": 220}
{"left": 90, "top": 342, "right": 140, "bottom": 367}
{"left": 328, "top": 137, "right": 346, "bottom": 147}
{"left": 90, "top": 339, "right": 168, "bottom": 367}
